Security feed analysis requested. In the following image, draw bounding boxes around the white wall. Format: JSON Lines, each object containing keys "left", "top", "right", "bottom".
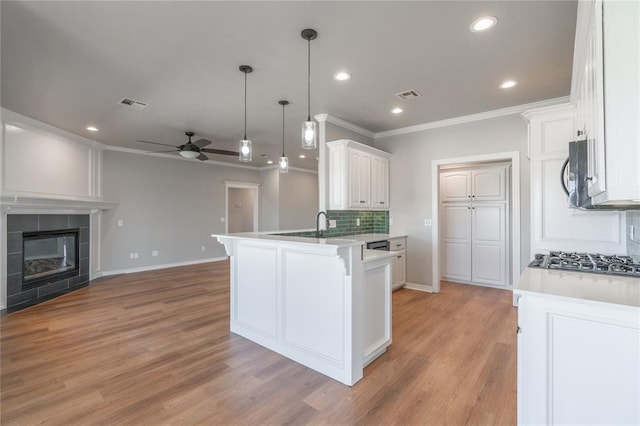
{"left": 228, "top": 188, "right": 255, "bottom": 233}
{"left": 101, "top": 150, "right": 261, "bottom": 272}
{"left": 260, "top": 168, "right": 280, "bottom": 232}
{"left": 374, "top": 114, "right": 531, "bottom": 288}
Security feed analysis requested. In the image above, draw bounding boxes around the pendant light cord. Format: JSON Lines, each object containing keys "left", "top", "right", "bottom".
{"left": 307, "top": 38, "right": 311, "bottom": 121}
{"left": 243, "top": 71, "right": 248, "bottom": 140}
{"left": 282, "top": 104, "right": 286, "bottom": 156}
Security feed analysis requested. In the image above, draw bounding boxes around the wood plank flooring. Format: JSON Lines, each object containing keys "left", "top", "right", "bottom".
{"left": 1, "top": 261, "right": 517, "bottom": 425}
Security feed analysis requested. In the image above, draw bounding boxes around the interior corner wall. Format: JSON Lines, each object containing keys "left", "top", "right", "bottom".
{"left": 101, "top": 150, "right": 260, "bottom": 272}
{"left": 279, "top": 170, "right": 318, "bottom": 230}
{"left": 260, "top": 168, "right": 280, "bottom": 232}
{"left": 373, "top": 114, "right": 531, "bottom": 287}
{"left": 325, "top": 122, "right": 374, "bottom": 146}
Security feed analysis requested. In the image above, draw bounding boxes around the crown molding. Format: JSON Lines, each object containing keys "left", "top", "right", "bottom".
{"left": 314, "top": 113, "right": 375, "bottom": 139}
{"left": 521, "top": 102, "right": 574, "bottom": 121}
{"left": 374, "top": 96, "right": 571, "bottom": 139}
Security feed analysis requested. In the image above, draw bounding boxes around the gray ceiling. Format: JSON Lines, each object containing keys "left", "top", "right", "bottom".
{"left": 1, "top": 1, "right": 577, "bottom": 170}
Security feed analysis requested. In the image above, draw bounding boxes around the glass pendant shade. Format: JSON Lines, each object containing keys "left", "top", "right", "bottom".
{"left": 301, "top": 120, "right": 317, "bottom": 149}
{"left": 279, "top": 156, "right": 289, "bottom": 173}
{"left": 239, "top": 139, "right": 252, "bottom": 162}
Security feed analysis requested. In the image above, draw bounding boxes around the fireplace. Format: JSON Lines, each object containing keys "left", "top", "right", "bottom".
{"left": 6, "top": 214, "right": 90, "bottom": 311}
{"left": 22, "top": 228, "right": 80, "bottom": 290}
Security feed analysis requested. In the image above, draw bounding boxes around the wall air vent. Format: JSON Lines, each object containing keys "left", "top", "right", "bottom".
{"left": 395, "top": 90, "right": 420, "bottom": 100}
{"left": 119, "top": 97, "right": 148, "bottom": 110}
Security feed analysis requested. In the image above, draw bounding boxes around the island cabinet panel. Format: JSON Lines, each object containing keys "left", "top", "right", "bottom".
{"left": 362, "top": 260, "right": 392, "bottom": 366}
{"left": 235, "top": 245, "right": 278, "bottom": 338}
{"left": 216, "top": 234, "right": 369, "bottom": 386}
{"left": 282, "top": 251, "right": 346, "bottom": 363}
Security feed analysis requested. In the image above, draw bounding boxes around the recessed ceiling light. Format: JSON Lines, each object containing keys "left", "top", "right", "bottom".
{"left": 267, "top": 160, "right": 274, "bottom": 164}
{"left": 86, "top": 126, "right": 98, "bottom": 132}
{"left": 500, "top": 80, "right": 518, "bottom": 89}
{"left": 299, "top": 154, "right": 306, "bottom": 159}
{"left": 391, "top": 107, "right": 403, "bottom": 114}
{"left": 470, "top": 16, "right": 498, "bottom": 32}
{"left": 333, "top": 71, "right": 351, "bottom": 81}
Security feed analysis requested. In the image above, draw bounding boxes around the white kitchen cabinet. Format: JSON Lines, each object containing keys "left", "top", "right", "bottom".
{"left": 371, "top": 155, "right": 389, "bottom": 209}
{"left": 440, "top": 165, "right": 508, "bottom": 287}
{"left": 389, "top": 237, "right": 406, "bottom": 290}
{"left": 573, "top": 0, "right": 640, "bottom": 206}
{"left": 522, "top": 104, "right": 625, "bottom": 254}
{"left": 517, "top": 292, "right": 640, "bottom": 425}
{"left": 362, "top": 255, "right": 393, "bottom": 367}
{"left": 348, "top": 149, "right": 371, "bottom": 208}
{"left": 327, "top": 140, "right": 392, "bottom": 211}
{"left": 440, "top": 167, "right": 506, "bottom": 202}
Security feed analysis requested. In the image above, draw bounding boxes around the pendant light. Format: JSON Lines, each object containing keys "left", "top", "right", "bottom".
{"left": 238, "top": 65, "right": 253, "bottom": 162}
{"left": 278, "top": 100, "right": 289, "bottom": 173}
{"left": 301, "top": 29, "right": 318, "bottom": 150}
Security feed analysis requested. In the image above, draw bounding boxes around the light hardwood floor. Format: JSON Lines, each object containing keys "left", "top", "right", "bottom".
{"left": 1, "top": 261, "right": 517, "bottom": 425}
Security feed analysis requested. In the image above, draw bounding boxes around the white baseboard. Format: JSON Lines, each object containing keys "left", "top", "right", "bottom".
{"left": 402, "top": 282, "right": 434, "bottom": 293}
{"left": 100, "top": 257, "right": 227, "bottom": 277}
{"left": 0, "top": 303, "right": 6, "bottom": 310}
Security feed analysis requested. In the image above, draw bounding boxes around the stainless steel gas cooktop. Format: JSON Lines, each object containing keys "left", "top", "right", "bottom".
{"left": 529, "top": 251, "right": 640, "bottom": 277}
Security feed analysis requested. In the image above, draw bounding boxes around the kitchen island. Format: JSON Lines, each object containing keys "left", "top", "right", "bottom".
{"left": 214, "top": 232, "right": 396, "bottom": 386}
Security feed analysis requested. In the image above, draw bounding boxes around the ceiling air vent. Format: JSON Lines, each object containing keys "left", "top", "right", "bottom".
{"left": 395, "top": 90, "right": 420, "bottom": 100}
{"left": 119, "top": 97, "right": 148, "bottom": 110}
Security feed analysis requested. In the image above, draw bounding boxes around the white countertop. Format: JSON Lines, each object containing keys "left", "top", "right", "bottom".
{"left": 213, "top": 232, "right": 364, "bottom": 248}
{"left": 339, "top": 233, "right": 408, "bottom": 243}
{"left": 515, "top": 267, "right": 640, "bottom": 308}
{"left": 362, "top": 248, "right": 397, "bottom": 263}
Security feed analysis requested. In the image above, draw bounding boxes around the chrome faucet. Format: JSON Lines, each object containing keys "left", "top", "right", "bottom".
{"left": 316, "top": 211, "right": 329, "bottom": 238}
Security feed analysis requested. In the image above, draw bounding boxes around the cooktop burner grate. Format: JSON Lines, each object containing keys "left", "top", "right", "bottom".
{"left": 529, "top": 251, "right": 640, "bottom": 277}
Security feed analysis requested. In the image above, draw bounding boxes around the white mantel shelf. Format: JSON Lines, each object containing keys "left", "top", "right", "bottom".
{"left": 1, "top": 195, "right": 117, "bottom": 214}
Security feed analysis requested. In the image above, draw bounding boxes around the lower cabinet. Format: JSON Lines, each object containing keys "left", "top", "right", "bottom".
{"left": 389, "top": 237, "right": 407, "bottom": 290}
{"left": 516, "top": 292, "right": 640, "bottom": 425}
{"left": 362, "top": 258, "right": 393, "bottom": 367}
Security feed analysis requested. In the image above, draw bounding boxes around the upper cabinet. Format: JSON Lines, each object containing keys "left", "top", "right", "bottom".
{"left": 440, "top": 167, "right": 506, "bottom": 202}
{"left": 573, "top": 0, "right": 640, "bottom": 206}
{"left": 327, "top": 140, "right": 391, "bottom": 211}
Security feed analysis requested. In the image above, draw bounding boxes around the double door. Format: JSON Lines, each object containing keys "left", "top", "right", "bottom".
{"left": 440, "top": 166, "right": 508, "bottom": 287}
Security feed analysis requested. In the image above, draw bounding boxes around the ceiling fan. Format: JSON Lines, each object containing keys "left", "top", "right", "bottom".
{"left": 137, "top": 131, "right": 239, "bottom": 161}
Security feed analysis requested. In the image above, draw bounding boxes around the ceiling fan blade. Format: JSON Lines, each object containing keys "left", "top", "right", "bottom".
{"left": 137, "top": 139, "right": 178, "bottom": 148}
{"left": 147, "top": 149, "right": 179, "bottom": 154}
{"left": 196, "top": 153, "right": 208, "bottom": 161}
{"left": 201, "top": 148, "right": 240, "bottom": 156}
{"left": 193, "top": 138, "right": 212, "bottom": 148}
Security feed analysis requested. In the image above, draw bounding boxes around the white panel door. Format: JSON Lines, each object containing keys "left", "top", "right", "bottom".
{"left": 472, "top": 204, "right": 506, "bottom": 286}
{"left": 472, "top": 167, "right": 506, "bottom": 201}
{"left": 440, "top": 171, "right": 471, "bottom": 202}
{"left": 348, "top": 149, "right": 371, "bottom": 208}
{"left": 371, "top": 155, "right": 389, "bottom": 209}
{"left": 441, "top": 205, "right": 471, "bottom": 281}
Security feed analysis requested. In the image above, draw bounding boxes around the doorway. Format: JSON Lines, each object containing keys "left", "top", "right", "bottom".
{"left": 224, "top": 181, "right": 260, "bottom": 233}
{"left": 431, "top": 152, "right": 521, "bottom": 293}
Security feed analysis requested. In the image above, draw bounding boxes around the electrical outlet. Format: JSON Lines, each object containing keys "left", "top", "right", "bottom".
{"left": 134, "top": 252, "right": 138, "bottom": 259}
{"left": 424, "top": 219, "right": 432, "bottom": 227}
{"left": 117, "top": 219, "right": 123, "bottom": 227}
{"left": 201, "top": 246, "right": 206, "bottom": 252}
{"left": 329, "top": 219, "right": 337, "bottom": 228}
{"left": 152, "top": 250, "right": 158, "bottom": 257}
{"left": 220, "top": 217, "right": 225, "bottom": 223}
{"left": 356, "top": 218, "right": 361, "bottom": 227}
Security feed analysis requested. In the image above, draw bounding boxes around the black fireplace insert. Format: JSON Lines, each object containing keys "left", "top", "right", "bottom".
{"left": 22, "top": 228, "right": 80, "bottom": 290}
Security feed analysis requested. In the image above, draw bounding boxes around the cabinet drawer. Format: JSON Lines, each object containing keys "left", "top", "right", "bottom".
{"left": 389, "top": 238, "right": 406, "bottom": 250}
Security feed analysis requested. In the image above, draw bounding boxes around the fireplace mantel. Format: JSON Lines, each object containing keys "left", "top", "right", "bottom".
{"left": 1, "top": 195, "right": 117, "bottom": 215}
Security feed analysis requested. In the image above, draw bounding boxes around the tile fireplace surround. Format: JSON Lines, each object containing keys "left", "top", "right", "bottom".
{"left": 6, "top": 214, "right": 90, "bottom": 312}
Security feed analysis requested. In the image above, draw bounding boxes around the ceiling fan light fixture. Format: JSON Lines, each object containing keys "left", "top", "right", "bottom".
{"left": 279, "top": 100, "right": 289, "bottom": 174}
{"left": 301, "top": 28, "right": 318, "bottom": 150}
{"left": 180, "top": 150, "right": 200, "bottom": 159}
{"left": 239, "top": 65, "right": 254, "bottom": 162}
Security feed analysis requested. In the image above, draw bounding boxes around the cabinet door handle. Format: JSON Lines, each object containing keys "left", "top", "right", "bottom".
{"left": 516, "top": 326, "right": 522, "bottom": 334}
{"left": 396, "top": 244, "right": 401, "bottom": 247}
{"left": 577, "top": 130, "right": 585, "bottom": 137}
{"left": 397, "top": 255, "right": 402, "bottom": 259}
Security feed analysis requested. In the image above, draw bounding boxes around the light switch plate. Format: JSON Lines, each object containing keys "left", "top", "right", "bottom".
{"left": 424, "top": 219, "right": 432, "bottom": 227}
{"left": 329, "top": 219, "right": 337, "bottom": 228}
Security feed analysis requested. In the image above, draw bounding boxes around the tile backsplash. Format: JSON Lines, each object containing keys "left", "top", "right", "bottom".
{"left": 279, "top": 210, "right": 389, "bottom": 238}
{"left": 627, "top": 211, "right": 640, "bottom": 257}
